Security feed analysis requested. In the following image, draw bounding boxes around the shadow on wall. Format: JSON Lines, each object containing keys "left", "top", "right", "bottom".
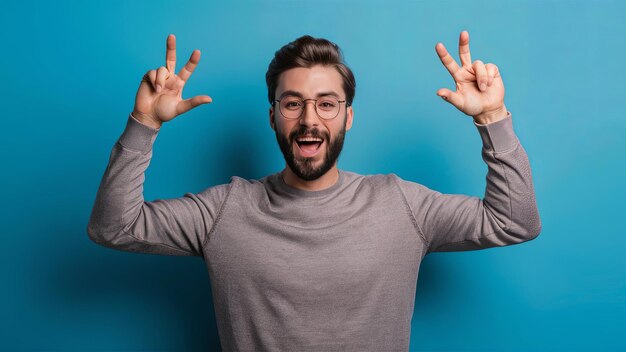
{"left": 198, "top": 110, "right": 273, "bottom": 184}
{"left": 41, "top": 236, "right": 222, "bottom": 350}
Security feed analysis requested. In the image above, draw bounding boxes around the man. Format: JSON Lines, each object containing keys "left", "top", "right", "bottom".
{"left": 88, "top": 31, "right": 541, "bottom": 351}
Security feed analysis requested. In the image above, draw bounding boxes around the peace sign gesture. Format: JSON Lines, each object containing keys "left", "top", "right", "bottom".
{"left": 132, "top": 34, "right": 212, "bottom": 129}
{"left": 435, "top": 31, "right": 507, "bottom": 124}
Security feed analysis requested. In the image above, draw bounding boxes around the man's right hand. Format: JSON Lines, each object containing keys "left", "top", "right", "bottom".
{"left": 132, "top": 34, "right": 212, "bottom": 129}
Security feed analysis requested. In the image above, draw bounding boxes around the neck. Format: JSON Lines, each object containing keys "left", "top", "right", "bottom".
{"left": 281, "top": 165, "right": 340, "bottom": 191}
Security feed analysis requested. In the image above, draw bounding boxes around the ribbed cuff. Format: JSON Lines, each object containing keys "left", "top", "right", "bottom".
{"left": 474, "top": 111, "right": 518, "bottom": 152}
{"left": 117, "top": 113, "right": 159, "bottom": 153}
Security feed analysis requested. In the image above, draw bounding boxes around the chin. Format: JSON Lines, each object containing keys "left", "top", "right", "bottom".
{"left": 291, "top": 159, "right": 329, "bottom": 181}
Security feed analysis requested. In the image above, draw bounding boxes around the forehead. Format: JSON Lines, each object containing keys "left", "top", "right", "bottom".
{"left": 276, "top": 65, "right": 344, "bottom": 98}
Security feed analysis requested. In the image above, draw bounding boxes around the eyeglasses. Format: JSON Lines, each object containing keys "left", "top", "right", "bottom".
{"left": 272, "top": 95, "right": 350, "bottom": 120}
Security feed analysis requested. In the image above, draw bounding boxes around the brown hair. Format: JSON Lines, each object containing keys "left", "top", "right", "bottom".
{"left": 266, "top": 35, "right": 356, "bottom": 106}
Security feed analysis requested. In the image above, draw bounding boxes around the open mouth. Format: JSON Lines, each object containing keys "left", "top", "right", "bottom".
{"left": 295, "top": 136, "right": 324, "bottom": 157}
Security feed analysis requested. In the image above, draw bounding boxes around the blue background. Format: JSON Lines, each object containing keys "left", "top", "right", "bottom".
{"left": 1, "top": 0, "right": 625, "bottom": 350}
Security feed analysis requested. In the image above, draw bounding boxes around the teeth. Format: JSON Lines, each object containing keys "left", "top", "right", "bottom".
{"left": 296, "top": 137, "right": 323, "bottom": 142}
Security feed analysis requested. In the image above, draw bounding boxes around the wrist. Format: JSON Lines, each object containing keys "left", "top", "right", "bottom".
{"left": 131, "top": 110, "right": 162, "bottom": 129}
{"left": 473, "top": 105, "right": 508, "bottom": 125}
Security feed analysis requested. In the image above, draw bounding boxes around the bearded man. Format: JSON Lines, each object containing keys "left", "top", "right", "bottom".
{"left": 88, "top": 31, "right": 541, "bottom": 351}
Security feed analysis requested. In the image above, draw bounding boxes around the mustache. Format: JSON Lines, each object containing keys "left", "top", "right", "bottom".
{"left": 289, "top": 126, "right": 328, "bottom": 141}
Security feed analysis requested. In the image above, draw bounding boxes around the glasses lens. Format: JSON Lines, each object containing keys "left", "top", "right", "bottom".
{"left": 316, "top": 97, "right": 339, "bottom": 119}
{"left": 279, "top": 96, "right": 303, "bottom": 119}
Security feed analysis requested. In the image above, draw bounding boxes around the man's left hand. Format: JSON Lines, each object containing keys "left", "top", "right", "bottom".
{"left": 435, "top": 31, "right": 507, "bottom": 125}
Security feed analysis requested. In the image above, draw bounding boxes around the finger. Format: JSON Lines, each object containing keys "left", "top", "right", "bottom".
{"left": 155, "top": 66, "right": 168, "bottom": 93}
{"left": 142, "top": 70, "right": 157, "bottom": 91}
{"left": 178, "top": 49, "right": 201, "bottom": 82}
{"left": 166, "top": 34, "right": 176, "bottom": 73}
{"left": 459, "top": 30, "right": 471, "bottom": 67}
{"left": 473, "top": 60, "right": 488, "bottom": 92}
{"left": 177, "top": 95, "right": 212, "bottom": 115}
{"left": 435, "top": 43, "right": 461, "bottom": 78}
{"left": 437, "top": 88, "right": 463, "bottom": 109}
{"left": 485, "top": 63, "right": 500, "bottom": 86}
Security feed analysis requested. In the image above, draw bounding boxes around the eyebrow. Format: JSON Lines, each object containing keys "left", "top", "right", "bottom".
{"left": 278, "top": 90, "right": 341, "bottom": 99}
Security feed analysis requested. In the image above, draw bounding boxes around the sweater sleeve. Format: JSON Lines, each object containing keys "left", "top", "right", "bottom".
{"left": 395, "top": 112, "right": 542, "bottom": 253}
{"left": 86, "top": 114, "right": 230, "bottom": 257}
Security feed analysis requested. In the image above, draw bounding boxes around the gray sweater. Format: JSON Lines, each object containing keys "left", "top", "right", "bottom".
{"left": 87, "top": 112, "right": 541, "bottom": 351}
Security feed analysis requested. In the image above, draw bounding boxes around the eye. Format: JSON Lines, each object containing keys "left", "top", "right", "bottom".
{"left": 318, "top": 100, "right": 337, "bottom": 110}
{"left": 282, "top": 97, "right": 303, "bottom": 110}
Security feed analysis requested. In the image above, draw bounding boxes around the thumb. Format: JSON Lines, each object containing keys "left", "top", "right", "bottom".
{"left": 436, "top": 88, "right": 463, "bottom": 109}
{"left": 176, "top": 95, "right": 213, "bottom": 115}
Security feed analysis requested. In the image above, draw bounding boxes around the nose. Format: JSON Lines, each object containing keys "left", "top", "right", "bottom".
{"left": 299, "top": 100, "right": 320, "bottom": 127}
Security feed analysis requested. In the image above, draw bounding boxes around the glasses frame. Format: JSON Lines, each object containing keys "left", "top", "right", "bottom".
{"left": 272, "top": 95, "right": 351, "bottom": 120}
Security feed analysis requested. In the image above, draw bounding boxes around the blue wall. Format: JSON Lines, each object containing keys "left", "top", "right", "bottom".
{"left": 1, "top": 0, "right": 624, "bottom": 350}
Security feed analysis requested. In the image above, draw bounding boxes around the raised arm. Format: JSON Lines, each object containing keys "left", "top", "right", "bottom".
{"left": 87, "top": 35, "right": 227, "bottom": 257}
{"left": 396, "top": 114, "right": 541, "bottom": 253}
{"left": 396, "top": 31, "right": 541, "bottom": 253}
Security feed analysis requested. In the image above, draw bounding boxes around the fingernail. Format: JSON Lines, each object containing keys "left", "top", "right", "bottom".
{"left": 480, "top": 83, "right": 486, "bottom": 91}
{"left": 156, "top": 84, "right": 162, "bottom": 93}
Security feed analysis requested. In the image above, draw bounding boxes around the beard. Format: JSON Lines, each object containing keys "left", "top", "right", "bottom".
{"left": 275, "top": 115, "right": 347, "bottom": 181}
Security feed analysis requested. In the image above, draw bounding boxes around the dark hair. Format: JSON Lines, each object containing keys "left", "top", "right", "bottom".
{"left": 266, "top": 35, "right": 356, "bottom": 106}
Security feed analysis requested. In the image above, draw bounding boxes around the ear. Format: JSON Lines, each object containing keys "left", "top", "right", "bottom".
{"left": 345, "top": 105, "right": 354, "bottom": 132}
{"left": 269, "top": 106, "right": 276, "bottom": 131}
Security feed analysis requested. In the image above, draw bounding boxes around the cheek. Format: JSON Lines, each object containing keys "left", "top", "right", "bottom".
{"left": 328, "top": 121, "right": 345, "bottom": 139}
{"left": 275, "top": 122, "right": 295, "bottom": 140}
